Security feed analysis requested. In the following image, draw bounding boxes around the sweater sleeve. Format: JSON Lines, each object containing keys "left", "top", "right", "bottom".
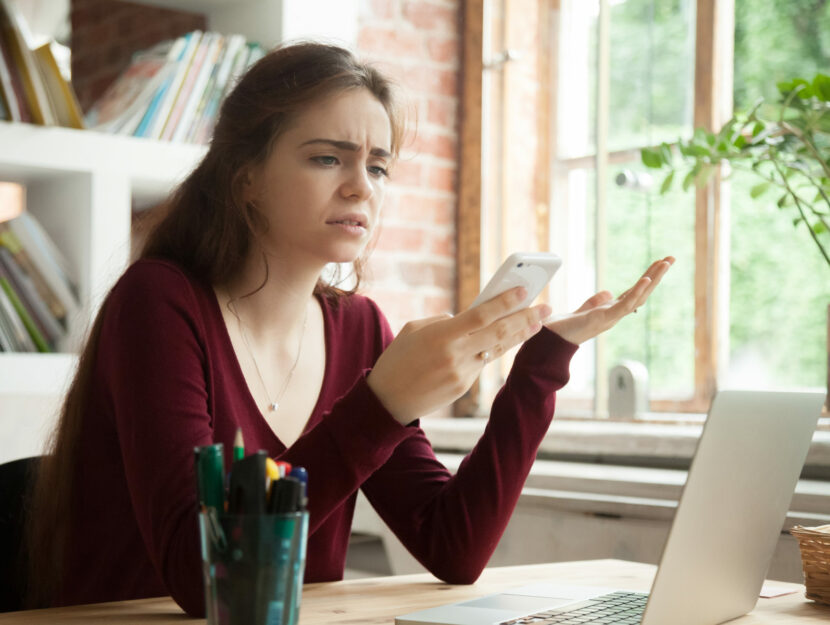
{"left": 100, "top": 264, "right": 414, "bottom": 616}
{"left": 360, "top": 325, "right": 578, "bottom": 584}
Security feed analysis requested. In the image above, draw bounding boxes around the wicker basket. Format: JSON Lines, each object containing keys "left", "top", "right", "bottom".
{"left": 790, "top": 524, "right": 830, "bottom": 605}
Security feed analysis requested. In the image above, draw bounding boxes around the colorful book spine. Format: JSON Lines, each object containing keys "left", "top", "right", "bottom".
{"left": 148, "top": 30, "right": 202, "bottom": 140}
{"left": 0, "top": 274, "right": 49, "bottom": 352}
{"left": 171, "top": 33, "right": 223, "bottom": 143}
{"left": 0, "top": 246, "right": 63, "bottom": 345}
{"left": 0, "top": 0, "right": 55, "bottom": 125}
{"left": 134, "top": 36, "right": 188, "bottom": 138}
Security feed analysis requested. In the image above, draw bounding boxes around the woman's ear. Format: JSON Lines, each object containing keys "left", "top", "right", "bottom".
{"left": 239, "top": 164, "right": 260, "bottom": 204}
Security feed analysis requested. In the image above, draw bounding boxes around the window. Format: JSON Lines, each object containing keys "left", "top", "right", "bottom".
{"left": 461, "top": 0, "right": 828, "bottom": 417}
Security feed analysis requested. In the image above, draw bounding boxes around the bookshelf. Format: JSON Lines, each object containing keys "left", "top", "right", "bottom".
{"left": 0, "top": 1, "right": 361, "bottom": 463}
{"left": 0, "top": 121, "right": 205, "bottom": 462}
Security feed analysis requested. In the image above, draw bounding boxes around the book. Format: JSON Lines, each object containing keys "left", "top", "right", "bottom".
{"left": 190, "top": 41, "right": 257, "bottom": 144}
{"left": 0, "top": 0, "right": 54, "bottom": 125}
{"left": 6, "top": 211, "right": 80, "bottom": 325}
{"left": 0, "top": 222, "right": 66, "bottom": 323}
{"left": 0, "top": 246, "right": 62, "bottom": 346}
{"left": 0, "top": 9, "right": 29, "bottom": 122}
{"left": 0, "top": 295, "right": 15, "bottom": 350}
{"left": 0, "top": 272, "right": 48, "bottom": 352}
{"left": 0, "top": 280, "right": 33, "bottom": 351}
{"left": 84, "top": 39, "right": 174, "bottom": 133}
{"left": 33, "top": 41, "right": 83, "bottom": 129}
{"left": 134, "top": 36, "right": 187, "bottom": 138}
{"left": 171, "top": 33, "right": 224, "bottom": 143}
{"left": 148, "top": 30, "right": 202, "bottom": 140}
{"left": 162, "top": 31, "right": 215, "bottom": 142}
{"left": 187, "top": 33, "right": 245, "bottom": 144}
{"left": 0, "top": 37, "right": 18, "bottom": 121}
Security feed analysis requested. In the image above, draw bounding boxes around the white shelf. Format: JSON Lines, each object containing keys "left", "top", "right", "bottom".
{"left": 0, "top": 124, "right": 205, "bottom": 461}
{"left": 0, "top": 352, "right": 77, "bottom": 394}
{"left": 129, "top": 0, "right": 359, "bottom": 49}
{"left": 0, "top": 121, "right": 205, "bottom": 202}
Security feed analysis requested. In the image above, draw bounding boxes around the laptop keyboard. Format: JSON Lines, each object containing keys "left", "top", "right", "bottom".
{"left": 499, "top": 590, "right": 648, "bottom": 625}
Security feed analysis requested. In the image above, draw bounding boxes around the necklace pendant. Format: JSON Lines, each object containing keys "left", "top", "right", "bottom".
{"left": 268, "top": 402, "right": 279, "bottom": 412}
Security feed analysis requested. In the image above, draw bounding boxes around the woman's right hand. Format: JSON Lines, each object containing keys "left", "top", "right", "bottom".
{"left": 367, "top": 287, "right": 552, "bottom": 425}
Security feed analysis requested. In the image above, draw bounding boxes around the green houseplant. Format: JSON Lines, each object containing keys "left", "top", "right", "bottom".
{"left": 641, "top": 73, "right": 830, "bottom": 268}
{"left": 641, "top": 73, "right": 829, "bottom": 405}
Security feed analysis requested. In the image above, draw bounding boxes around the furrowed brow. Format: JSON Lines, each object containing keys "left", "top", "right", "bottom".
{"left": 301, "top": 138, "right": 391, "bottom": 159}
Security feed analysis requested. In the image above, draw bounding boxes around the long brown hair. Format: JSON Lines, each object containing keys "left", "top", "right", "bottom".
{"left": 26, "top": 41, "right": 403, "bottom": 607}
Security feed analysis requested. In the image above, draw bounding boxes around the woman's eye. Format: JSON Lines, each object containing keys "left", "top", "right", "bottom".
{"left": 368, "top": 165, "right": 389, "bottom": 178}
{"left": 313, "top": 156, "right": 339, "bottom": 166}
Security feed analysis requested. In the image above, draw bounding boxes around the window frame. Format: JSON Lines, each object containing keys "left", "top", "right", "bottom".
{"left": 457, "top": 0, "right": 739, "bottom": 416}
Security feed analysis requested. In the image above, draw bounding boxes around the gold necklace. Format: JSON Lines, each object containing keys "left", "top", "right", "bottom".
{"left": 227, "top": 293, "right": 308, "bottom": 412}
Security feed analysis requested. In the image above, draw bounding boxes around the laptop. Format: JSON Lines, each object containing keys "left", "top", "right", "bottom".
{"left": 396, "top": 389, "right": 824, "bottom": 625}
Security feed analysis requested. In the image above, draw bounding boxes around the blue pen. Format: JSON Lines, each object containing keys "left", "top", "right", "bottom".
{"left": 288, "top": 467, "right": 308, "bottom": 510}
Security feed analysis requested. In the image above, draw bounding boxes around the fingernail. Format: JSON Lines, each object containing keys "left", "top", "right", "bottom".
{"left": 515, "top": 286, "right": 528, "bottom": 301}
{"left": 539, "top": 304, "right": 552, "bottom": 319}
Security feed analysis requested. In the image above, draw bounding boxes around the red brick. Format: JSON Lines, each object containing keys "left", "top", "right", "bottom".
{"left": 403, "top": 1, "right": 458, "bottom": 32}
{"left": 358, "top": 26, "right": 424, "bottom": 59}
{"left": 426, "top": 97, "right": 457, "bottom": 128}
{"left": 430, "top": 230, "right": 455, "bottom": 257}
{"left": 426, "top": 163, "right": 457, "bottom": 193}
{"left": 390, "top": 159, "right": 422, "bottom": 186}
{"left": 403, "top": 65, "right": 458, "bottom": 97}
{"left": 426, "top": 34, "right": 458, "bottom": 64}
{"left": 414, "top": 131, "right": 456, "bottom": 160}
{"left": 399, "top": 261, "right": 453, "bottom": 289}
{"left": 375, "top": 225, "right": 428, "bottom": 252}
{"left": 395, "top": 193, "right": 455, "bottom": 224}
{"left": 367, "top": 0, "right": 399, "bottom": 19}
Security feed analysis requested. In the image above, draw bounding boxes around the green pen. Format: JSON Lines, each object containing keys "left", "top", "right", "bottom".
{"left": 233, "top": 427, "right": 245, "bottom": 463}
{"left": 194, "top": 443, "right": 225, "bottom": 510}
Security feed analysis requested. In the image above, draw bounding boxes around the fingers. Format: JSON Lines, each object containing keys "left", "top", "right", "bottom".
{"left": 615, "top": 256, "right": 674, "bottom": 311}
{"left": 465, "top": 302, "right": 551, "bottom": 362}
{"left": 454, "top": 286, "right": 528, "bottom": 333}
{"left": 574, "top": 290, "right": 613, "bottom": 313}
{"left": 631, "top": 256, "right": 673, "bottom": 308}
{"left": 616, "top": 256, "right": 674, "bottom": 301}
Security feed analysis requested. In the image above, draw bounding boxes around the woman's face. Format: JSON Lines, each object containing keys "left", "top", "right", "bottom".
{"left": 242, "top": 87, "right": 393, "bottom": 268}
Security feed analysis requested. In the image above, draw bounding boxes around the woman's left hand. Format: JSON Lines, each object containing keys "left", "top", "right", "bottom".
{"left": 545, "top": 256, "right": 675, "bottom": 345}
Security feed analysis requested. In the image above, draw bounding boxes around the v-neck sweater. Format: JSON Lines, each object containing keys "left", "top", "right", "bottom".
{"left": 59, "top": 259, "right": 578, "bottom": 616}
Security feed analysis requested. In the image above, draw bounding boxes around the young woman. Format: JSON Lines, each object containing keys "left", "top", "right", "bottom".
{"left": 27, "top": 42, "right": 672, "bottom": 616}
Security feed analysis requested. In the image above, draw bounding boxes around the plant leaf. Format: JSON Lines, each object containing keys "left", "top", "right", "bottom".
{"left": 750, "top": 182, "right": 771, "bottom": 198}
{"left": 682, "top": 169, "right": 696, "bottom": 192}
{"left": 812, "top": 74, "right": 830, "bottom": 101}
{"left": 641, "top": 148, "right": 663, "bottom": 169}
{"left": 660, "top": 171, "right": 675, "bottom": 194}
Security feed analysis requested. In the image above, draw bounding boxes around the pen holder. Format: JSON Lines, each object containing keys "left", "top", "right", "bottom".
{"left": 199, "top": 509, "right": 309, "bottom": 625}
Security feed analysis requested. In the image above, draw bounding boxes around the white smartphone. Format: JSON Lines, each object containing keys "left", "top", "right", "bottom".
{"left": 470, "top": 252, "right": 562, "bottom": 315}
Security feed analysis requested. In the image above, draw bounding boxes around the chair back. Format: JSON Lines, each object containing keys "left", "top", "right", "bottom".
{"left": 0, "top": 456, "right": 41, "bottom": 612}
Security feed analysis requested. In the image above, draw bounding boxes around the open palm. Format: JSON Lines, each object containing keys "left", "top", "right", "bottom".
{"left": 545, "top": 257, "right": 674, "bottom": 345}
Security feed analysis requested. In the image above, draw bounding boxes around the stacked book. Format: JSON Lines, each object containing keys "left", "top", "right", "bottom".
{"left": 0, "top": 0, "right": 84, "bottom": 128}
{"left": 86, "top": 31, "right": 266, "bottom": 144}
{"left": 0, "top": 211, "right": 80, "bottom": 353}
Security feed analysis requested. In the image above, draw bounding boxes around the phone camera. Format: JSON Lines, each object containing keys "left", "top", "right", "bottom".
{"left": 517, "top": 262, "right": 524, "bottom": 267}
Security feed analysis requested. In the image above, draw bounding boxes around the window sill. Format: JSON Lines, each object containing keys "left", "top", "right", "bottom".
{"left": 420, "top": 414, "right": 830, "bottom": 473}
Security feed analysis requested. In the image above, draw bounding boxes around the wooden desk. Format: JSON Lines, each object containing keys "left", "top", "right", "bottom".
{"left": 3, "top": 559, "right": 829, "bottom": 624}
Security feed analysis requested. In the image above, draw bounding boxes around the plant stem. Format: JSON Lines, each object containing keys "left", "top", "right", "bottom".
{"left": 780, "top": 120, "right": 830, "bottom": 180}
{"left": 770, "top": 155, "right": 830, "bottom": 267}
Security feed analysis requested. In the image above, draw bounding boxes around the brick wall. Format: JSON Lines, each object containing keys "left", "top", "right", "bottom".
{"left": 69, "top": 0, "right": 461, "bottom": 334}
{"left": 357, "top": 0, "right": 460, "bottom": 330}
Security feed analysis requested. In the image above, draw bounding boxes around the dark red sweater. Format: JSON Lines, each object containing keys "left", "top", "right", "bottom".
{"left": 60, "top": 259, "right": 577, "bottom": 616}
